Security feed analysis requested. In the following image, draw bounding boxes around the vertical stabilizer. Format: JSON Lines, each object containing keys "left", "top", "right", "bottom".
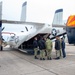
{"left": 20, "top": 1, "right": 27, "bottom": 21}
{"left": 52, "top": 9, "right": 63, "bottom": 25}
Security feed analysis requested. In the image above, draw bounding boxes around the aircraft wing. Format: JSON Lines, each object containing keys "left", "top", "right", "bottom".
{"left": 1, "top": 20, "right": 66, "bottom": 27}
{"left": 1, "top": 20, "right": 45, "bottom": 25}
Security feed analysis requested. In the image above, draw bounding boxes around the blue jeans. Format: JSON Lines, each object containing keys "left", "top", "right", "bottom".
{"left": 62, "top": 48, "right": 66, "bottom": 58}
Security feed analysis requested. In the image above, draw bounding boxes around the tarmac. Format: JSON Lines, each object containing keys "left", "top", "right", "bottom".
{"left": 0, "top": 43, "right": 75, "bottom": 75}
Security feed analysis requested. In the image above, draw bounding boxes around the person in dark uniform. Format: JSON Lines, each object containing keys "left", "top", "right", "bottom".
{"left": 54, "top": 36, "right": 61, "bottom": 59}
{"left": 61, "top": 38, "right": 66, "bottom": 58}
{"left": 33, "top": 37, "right": 38, "bottom": 59}
{"left": 38, "top": 36, "right": 46, "bottom": 60}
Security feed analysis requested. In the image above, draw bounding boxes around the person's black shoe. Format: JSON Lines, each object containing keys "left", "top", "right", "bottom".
{"left": 34, "top": 56, "right": 36, "bottom": 59}
{"left": 34, "top": 56, "right": 38, "bottom": 59}
{"left": 40, "top": 58, "right": 42, "bottom": 60}
{"left": 63, "top": 56, "right": 66, "bottom": 58}
{"left": 47, "top": 57, "right": 52, "bottom": 60}
{"left": 54, "top": 57, "right": 60, "bottom": 60}
{"left": 49, "top": 57, "right": 52, "bottom": 60}
{"left": 43, "top": 58, "right": 45, "bottom": 60}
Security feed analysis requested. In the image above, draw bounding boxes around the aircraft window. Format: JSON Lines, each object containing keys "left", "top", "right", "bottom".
{"left": 25, "top": 26, "right": 28, "bottom": 31}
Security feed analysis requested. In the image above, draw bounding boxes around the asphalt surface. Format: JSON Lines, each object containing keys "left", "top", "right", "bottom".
{"left": 0, "top": 43, "right": 75, "bottom": 75}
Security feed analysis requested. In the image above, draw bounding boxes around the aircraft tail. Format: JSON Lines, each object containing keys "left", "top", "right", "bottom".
{"left": 52, "top": 9, "right": 63, "bottom": 25}
{"left": 20, "top": 1, "right": 27, "bottom": 21}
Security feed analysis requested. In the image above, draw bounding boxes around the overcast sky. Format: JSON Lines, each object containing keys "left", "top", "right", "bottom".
{"left": 0, "top": 0, "right": 75, "bottom": 24}
{"left": 0, "top": 0, "right": 75, "bottom": 41}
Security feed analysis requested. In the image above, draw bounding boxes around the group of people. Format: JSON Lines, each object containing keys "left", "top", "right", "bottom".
{"left": 33, "top": 35, "right": 66, "bottom": 60}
